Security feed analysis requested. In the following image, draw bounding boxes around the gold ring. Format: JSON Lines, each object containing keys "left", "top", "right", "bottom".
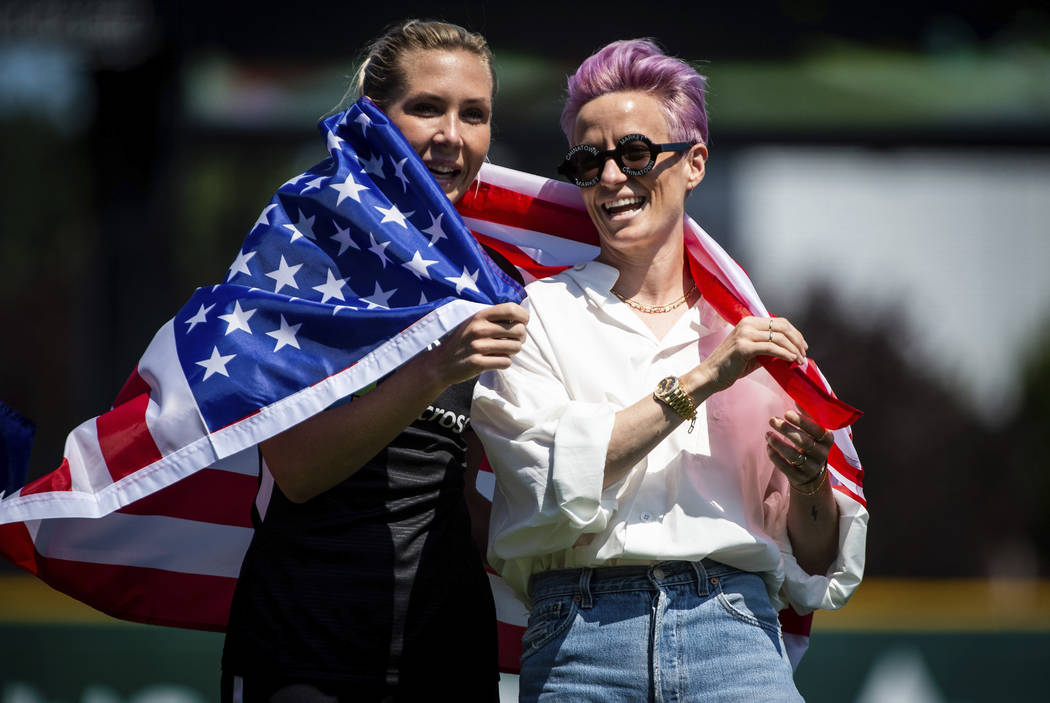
{"left": 768, "top": 331, "right": 774, "bottom": 342}
{"left": 791, "top": 452, "right": 806, "bottom": 468}
{"left": 768, "top": 319, "right": 774, "bottom": 331}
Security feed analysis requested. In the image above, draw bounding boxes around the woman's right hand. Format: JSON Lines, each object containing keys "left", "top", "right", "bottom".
{"left": 690, "top": 316, "right": 808, "bottom": 394}
{"left": 262, "top": 301, "right": 529, "bottom": 503}
{"left": 421, "top": 302, "right": 530, "bottom": 389}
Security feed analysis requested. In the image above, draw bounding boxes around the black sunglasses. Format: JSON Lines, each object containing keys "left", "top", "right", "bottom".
{"left": 557, "top": 133, "right": 696, "bottom": 187}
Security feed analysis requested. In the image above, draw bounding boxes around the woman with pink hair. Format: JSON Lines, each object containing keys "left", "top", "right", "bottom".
{"left": 473, "top": 39, "right": 866, "bottom": 701}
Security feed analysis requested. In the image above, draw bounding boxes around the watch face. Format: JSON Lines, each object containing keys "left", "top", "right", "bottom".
{"left": 656, "top": 376, "right": 678, "bottom": 396}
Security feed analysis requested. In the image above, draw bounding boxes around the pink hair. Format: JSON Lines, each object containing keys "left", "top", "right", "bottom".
{"left": 561, "top": 39, "right": 708, "bottom": 146}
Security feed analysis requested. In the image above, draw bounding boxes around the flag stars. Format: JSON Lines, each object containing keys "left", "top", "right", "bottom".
{"left": 266, "top": 315, "right": 302, "bottom": 352}
{"left": 282, "top": 173, "right": 309, "bottom": 189}
{"left": 313, "top": 269, "right": 348, "bottom": 303}
{"left": 446, "top": 267, "right": 480, "bottom": 295}
{"left": 359, "top": 153, "right": 384, "bottom": 179}
{"left": 218, "top": 300, "right": 257, "bottom": 336}
{"left": 330, "top": 224, "right": 358, "bottom": 256}
{"left": 330, "top": 173, "right": 369, "bottom": 205}
{"left": 184, "top": 303, "right": 215, "bottom": 333}
{"left": 326, "top": 129, "right": 345, "bottom": 153}
{"left": 402, "top": 250, "right": 438, "bottom": 280}
{"left": 266, "top": 256, "right": 303, "bottom": 293}
{"left": 368, "top": 233, "right": 392, "bottom": 268}
{"left": 302, "top": 176, "right": 326, "bottom": 193}
{"left": 196, "top": 346, "right": 235, "bottom": 381}
{"left": 227, "top": 249, "right": 256, "bottom": 281}
{"left": 375, "top": 203, "right": 414, "bottom": 228}
{"left": 362, "top": 282, "right": 397, "bottom": 309}
{"left": 421, "top": 212, "right": 447, "bottom": 247}
{"left": 354, "top": 113, "right": 371, "bottom": 135}
{"left": 392, "top": 156, "right": 410, "bottom": 191}
{"left": 253, "top": 204, "right": 277, "bottom": 231}
{"left": 283, "top": 209, "right": 317, "bottom": 242}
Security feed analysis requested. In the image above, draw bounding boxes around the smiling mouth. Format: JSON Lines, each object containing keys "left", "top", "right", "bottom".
{"left": 427, "top": 164, "right": 461, "bottom": 183}
{"left": 602, "top": 197, "right": 646, "bottom": 217}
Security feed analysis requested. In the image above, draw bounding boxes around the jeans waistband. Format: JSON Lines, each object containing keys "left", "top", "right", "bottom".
{"left": 528, "top": 559, "right": 740, "bottom": 606}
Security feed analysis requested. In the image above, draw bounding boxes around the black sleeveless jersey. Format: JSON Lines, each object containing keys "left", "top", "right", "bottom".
{"left": 221, "top": 379, "right": 497, "bottom": 692}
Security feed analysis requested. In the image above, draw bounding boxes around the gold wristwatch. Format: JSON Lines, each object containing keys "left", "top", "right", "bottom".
{"left": 654, "top": 376, "right": 697, "bottom": 433}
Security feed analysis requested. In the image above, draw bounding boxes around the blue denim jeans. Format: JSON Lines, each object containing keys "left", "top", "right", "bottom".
{"left": 519, "top": 560, "right": 803, "bottom": 702}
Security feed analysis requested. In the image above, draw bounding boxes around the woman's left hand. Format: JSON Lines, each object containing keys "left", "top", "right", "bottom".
{"left": 766, "top": 409, "right": 833, "bottom": 491}
{"left": 768, "top": 409, "right": 841, "bottom": 575}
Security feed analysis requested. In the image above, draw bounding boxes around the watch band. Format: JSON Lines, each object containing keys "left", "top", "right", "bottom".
{"left": 654, "top": 376, "right": 697, "bottom": 433}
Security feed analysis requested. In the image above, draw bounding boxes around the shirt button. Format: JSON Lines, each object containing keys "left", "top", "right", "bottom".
{"left": 573, "top": 262, "right": 586, "bottom": 271}
{"left": 640, "top": 511, "right": 652, "bottom": 522}
{"left": 653, "top": 566, "right": 666, "bottom": 580}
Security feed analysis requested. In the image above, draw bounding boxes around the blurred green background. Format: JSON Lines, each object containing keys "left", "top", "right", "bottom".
{"left": 2, "top": 0, "right": 1050, "bottom": 700}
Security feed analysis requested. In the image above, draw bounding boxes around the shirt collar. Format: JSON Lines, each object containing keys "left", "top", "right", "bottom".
{"left": 562, "top": 259, "right": 620, "bottom": 299}
{"left": 562, "top": 259, "right": 717, "bottom": 343}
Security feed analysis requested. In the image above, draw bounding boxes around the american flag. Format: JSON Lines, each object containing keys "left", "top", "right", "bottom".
{"left": 0, "top": 97, "right": 863, "bottom": 672}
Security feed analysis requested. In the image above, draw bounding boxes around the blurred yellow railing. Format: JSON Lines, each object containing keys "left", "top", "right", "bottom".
{"left": 813, "top": 578, "right": 1050, "bottom": 632}
{"left": 0, "top": 573, "right": 127, "bottom": 624}
{"left": 3, "top": 573, "right": 1050, "bottom": 630}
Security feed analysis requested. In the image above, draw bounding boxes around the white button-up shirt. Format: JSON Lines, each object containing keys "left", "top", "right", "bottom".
{"left": 472, "top": 261, "right": 867, "bottom": 612}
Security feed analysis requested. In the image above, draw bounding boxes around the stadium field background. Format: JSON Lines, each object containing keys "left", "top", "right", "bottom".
{"left": 2, "top": 575, "right": 1048, "bottom": 702}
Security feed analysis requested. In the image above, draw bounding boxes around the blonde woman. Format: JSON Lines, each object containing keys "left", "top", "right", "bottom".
{"left": 220, "top": 20, "right": 527, "bottom": 702}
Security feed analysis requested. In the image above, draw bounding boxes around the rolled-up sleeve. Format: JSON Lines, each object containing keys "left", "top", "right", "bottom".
{"left": 777, "top": 488, "right": 869, "bottom": 613}
{"left": 471, "top": 311, "right": 617, "bottom": 593}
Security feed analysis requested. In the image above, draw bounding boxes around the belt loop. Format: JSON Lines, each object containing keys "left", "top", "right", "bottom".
{"left": 691, "top": 560, "right": 710, "bottom": 597}
{"left": 577, "top": 568, "right": 594, "bottom": 609}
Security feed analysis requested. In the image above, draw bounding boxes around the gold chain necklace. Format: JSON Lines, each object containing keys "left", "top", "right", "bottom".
{"left": 612, "top": 283, "right": 697, "bottom": 314}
